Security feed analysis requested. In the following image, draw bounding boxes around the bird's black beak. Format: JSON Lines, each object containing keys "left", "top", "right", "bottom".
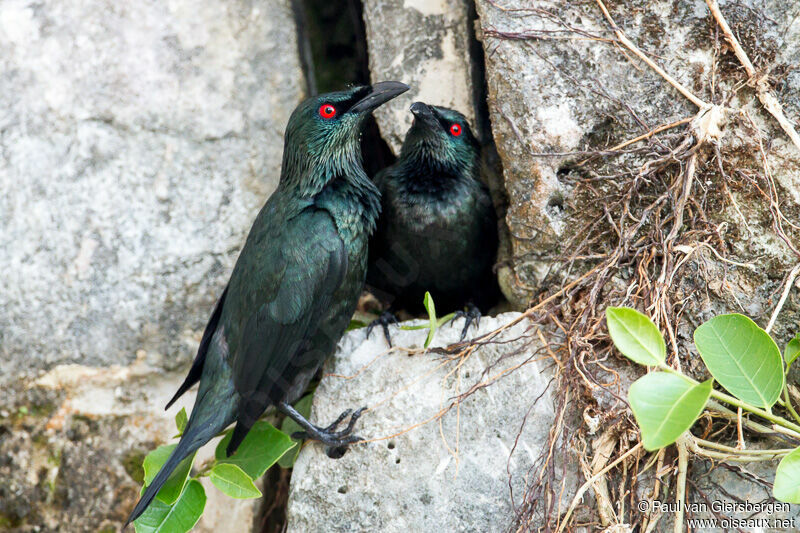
{"left": 409, "top": 101, "right": 441, "bottom": 129}
{"left": 348, "top": 81, "right": 409, "bottom": 114}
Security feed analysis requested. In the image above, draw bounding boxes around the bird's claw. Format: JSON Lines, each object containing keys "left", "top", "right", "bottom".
{"left": 321, "top": 408, "right": 353, "bottom": 433}
{"left": 366, "top": 311, "right": 399, "bottom": 347}
{"left": 290, "top": 406, "right": 367, "bottom": 458}
{"left": 450, "top": 304, "right": 482, "bottom": 341}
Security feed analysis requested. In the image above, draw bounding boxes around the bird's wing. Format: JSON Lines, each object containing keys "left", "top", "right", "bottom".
{"left": 165, "top": 285, "right": 229, "bottom": 410}
{"left": 226, "top": 206, "right": 347, "bottom": 454}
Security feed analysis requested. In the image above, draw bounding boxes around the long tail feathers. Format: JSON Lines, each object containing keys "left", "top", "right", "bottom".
{"left": 125, "top": 425, "right": 207, "bottom": 528}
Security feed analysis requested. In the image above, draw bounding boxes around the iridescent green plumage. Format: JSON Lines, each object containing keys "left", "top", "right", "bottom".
{"left": 367, "top": 102, "right": 499, "bottom": 320}
{"left": 126, "top": 82, "right": 408, "bottom": 526}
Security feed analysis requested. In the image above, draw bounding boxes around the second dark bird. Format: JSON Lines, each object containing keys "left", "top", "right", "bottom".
{"left": 126, "top": 81, "right": 409, "bottom": 526}
{"left": 366, "top": 102, "right": 499, "bottom": 344}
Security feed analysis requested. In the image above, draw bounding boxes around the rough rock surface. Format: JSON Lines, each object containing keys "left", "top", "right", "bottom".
{"left": 0, "top": 0, "right": 304, "bottom": 529}
{"left": 286, "top": 313, "right": 572, "bottom": 532}
{"left": 475, "top": 0, "right": 800, "bottom": 317}
{"left": 474, "top": 2, "right": 800, "bottom": 531}
{"left": 0, "top": 0, "right": 306, "bottom": 381}
{"left": 0, "top": 360, "right": 260, "bottom": 531}
{"left": 665, "top": 458, "right": 800, "bottom": 530}
{"left": 362, "top": 0, "right": 478, "bottom": 153}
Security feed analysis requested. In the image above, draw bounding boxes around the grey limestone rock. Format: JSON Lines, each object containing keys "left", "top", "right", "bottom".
{"left": 362, "top": 0, "right": 479, "bottom": 153}
{"left": 286, "top": 313, "right": 572, "bottom": 532}
{"left": 0, "top": 0, "right": 305, "bottom": 529}
{"left": 0, "top": 0, "right": 307, "bottom": 381}
{"left": 475, "top": 0, "right": 800, "bottom": 319}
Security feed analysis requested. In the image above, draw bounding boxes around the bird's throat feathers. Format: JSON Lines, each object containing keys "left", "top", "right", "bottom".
{"left": 279, "top": 132, "right": 366, "bottom": 196}
{"left": 396, "top": 138, "right": 479, "bottom": 195}
{"left": 279, "top": 132, "right": 380, "bottom": 233}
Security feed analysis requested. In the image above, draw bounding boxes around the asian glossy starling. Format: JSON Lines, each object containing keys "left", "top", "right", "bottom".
{"left": 126, "top": 81, "right": 409, "bottom": 526}
{"left": 366, "top": 102, "right": 499, "bottom": 344}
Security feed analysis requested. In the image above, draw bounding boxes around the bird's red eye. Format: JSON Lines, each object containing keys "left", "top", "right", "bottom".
{"left": 319, "top": 104, "right": 336, "bottom": 119}
{"left": 450, "top": 123, "right": 462, "bottom": 136}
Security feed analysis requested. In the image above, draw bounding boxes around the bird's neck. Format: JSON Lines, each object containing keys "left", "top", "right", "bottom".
{"left": 280, "top": 139, "right": 364, "bottom": 194}
{"left": 396, "top": 150, "right": 477, "bottom": 196}
{"left": 314, "top": 169, "right": 381, "bottom": 237}
{"left": 279, "top": 143, "right": 380, "bottom": 235}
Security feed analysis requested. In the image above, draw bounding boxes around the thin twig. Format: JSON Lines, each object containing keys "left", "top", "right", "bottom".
{"left": 666, "top": 151, "right": 698, "bottom": 242}
{"left": 556, "top": 442, "right": 642, "bottom": 533}
{"left": 693, "top": 436, "right": 794, "bottom": 455}
{"left": 765, "top": 263, "right": 800, "bottom": 333}
{"left": 674, "top": 434, "right": 689, "bottom": 533}
{"left": 576, "top": 116, "right": 694, "bottom": 167}
{"left": 705, "top": 0, "right": 800, "bottom": 152}
{"left": 596, "top": 0, "right": 708, "bottom": 109}
{"left": 736, "top": 407, "right": 745, "bottom": 450}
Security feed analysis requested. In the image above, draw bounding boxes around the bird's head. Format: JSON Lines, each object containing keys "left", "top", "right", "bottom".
{"left": 400, "top": 102, "right": 480, "bottom": 174}
{"left": 281, "top": 82, "right": 409, "bottom": 192}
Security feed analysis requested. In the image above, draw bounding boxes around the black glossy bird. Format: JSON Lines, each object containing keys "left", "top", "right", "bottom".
{"left": 126, "top": 81, "right": 408, "bottom": 526}
{"left": 366, "top": 102, "right": 499, "bottom": 344}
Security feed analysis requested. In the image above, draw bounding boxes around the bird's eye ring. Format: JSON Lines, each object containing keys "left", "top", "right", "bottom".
{"left": 319, "top": 104, "right": 337, "bottom": 119}
{"left": 449, "top": 123, "right": 462, "bottom": 136}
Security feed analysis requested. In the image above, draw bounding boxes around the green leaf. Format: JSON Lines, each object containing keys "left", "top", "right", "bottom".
{"left": 209, "top": 463, "right": 262, "bottom": 499}
{"left": 175, "top": 408, "right": 188, "bottom": 435}
{"left": 423, "top": 291, "right": 437, "bottom": 348}
{"left": 606, "top": 307, "right": 666, "bottom": 366}
{"left": 774, "top": 446, "right": 800, "bottom": 503}
{"left": 785, "top": 336, "right": 800, "bottom": 369}
{"left": 143, "top": 445, "right": 174, "bottom": 486}
{"left": 347, "top": 319, "right": 367, "bottom": 331}
{"left": 628, "top": 373, "right": 711, "bottom": 451}
{"left": 694, "top": 314, "right": 784, "bottom": 409}
{"left": 142, "top": 445, "right": 196, "bottom": 505}
{"left": 134, "top": 479, "right": 206, "bottom": 533}
{"left": 278, "top": 394, "right": 314, "bottom": 468}
{"left": 215, "top": 421, "right": 296, "bottom": 479}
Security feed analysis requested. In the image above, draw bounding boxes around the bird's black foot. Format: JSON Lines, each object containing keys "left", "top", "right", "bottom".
{"left": 278, "top": 402, "right": 366, "bottom": 458}
{"left": 365, "top": 310, "right": 399, "bottom": 347}
{"left": 450, "top": 303, "right": 482, "bottom": 341}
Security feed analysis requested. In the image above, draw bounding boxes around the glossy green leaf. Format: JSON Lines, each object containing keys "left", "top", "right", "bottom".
{"left": 629, "top": 373, "right": 711, "bottom": 451}
{"left": 143, "top": 445, "right": 174, "bottom": 486}
{"left": 694, "top": 314, "right": 784, "bottom": 408}
{"left": 278, "top": 394, "right": 314, "bottom": 468}
{"left": 134, "top": 479, "right": 206, "bottom": 533}
{"left": 174, "top": 408, "right": 188, "bottom": 435}
{"left": 774, "top": 446, "right": 800, "bottom": 503}
{"left": 215, "top": 421, "right": 296, "bottom": 479}
{"left": 142, "top": 444, "right": 196, "bottom": 505}
{"left": 423, "top": 291, "right": 437, "bottom": 348}
{"left": 785, "top": 336, "right": 800, "bottom": 369}
{"left": 209, "top": 463, "right": 262, "bottom": 499}
{"left": 606, "top": 307, "right": 665, "bottom": 366}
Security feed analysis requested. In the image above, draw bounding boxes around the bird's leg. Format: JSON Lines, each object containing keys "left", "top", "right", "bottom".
{"left": 450, "top": 303, "right": 482, "bottom": 341}
{"left": 365, "top": 310, "right": 399, "bottom": 347}
{"left": 277, "top": 402, "right": 366, "bottom": 458}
